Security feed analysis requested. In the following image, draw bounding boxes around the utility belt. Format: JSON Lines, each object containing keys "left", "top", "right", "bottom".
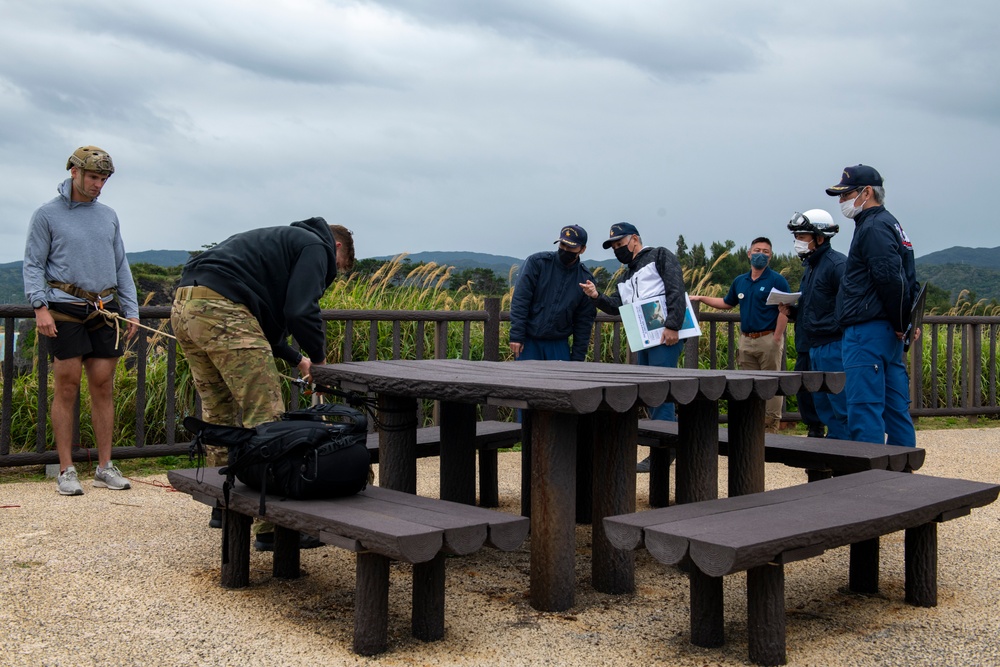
{"left": 45, "top": 281, "right": 119, "bottom": 332}
{"left": 174, "top": 285, "right": 226, "bottom": 301}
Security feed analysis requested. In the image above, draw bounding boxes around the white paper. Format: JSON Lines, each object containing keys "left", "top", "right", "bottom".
{"left": 618, "top": 293, "right": 701, "bottom": 353}
{"left": 677, "top": 293, "right": 701, "bottom": 340}
{"left": 765, "top": 288, "right": 801, "bottom": 306}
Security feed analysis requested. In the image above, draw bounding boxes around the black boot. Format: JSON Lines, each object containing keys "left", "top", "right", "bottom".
{"left": 209, "top": 507, "right": 222, "bottom": 529}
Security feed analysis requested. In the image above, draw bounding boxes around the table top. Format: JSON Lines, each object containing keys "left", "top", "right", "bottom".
{"left": 310, "top": 359, "right": 844, "bottom": 415}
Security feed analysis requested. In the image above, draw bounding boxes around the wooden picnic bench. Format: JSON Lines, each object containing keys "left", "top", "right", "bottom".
{"left": 365, "top": 420, "right": 522, "bottom": 507}
{"left": 604, "top": 469, "right": 1000, "bottom": 666}
{"left": 636, "top": 419, "right": 926, "bottom": 506}
{"left": 167, "top": 468, "right": 529, "bottom": 656}
{"left": 313, "top": 358, "right": 843, "bottom": 612}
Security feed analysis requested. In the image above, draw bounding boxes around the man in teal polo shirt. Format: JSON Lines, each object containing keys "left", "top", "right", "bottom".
{"left": 691, "top": 237, "right": 789, "bottom": 431}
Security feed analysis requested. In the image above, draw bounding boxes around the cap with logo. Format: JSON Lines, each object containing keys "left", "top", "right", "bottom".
{"left": 602, "top": 222, "right": 640, "bottom": 249}
{"left": 825, "top": 164, "right": 882, "bottom": 196}
{"left": 554, "top": 224, "right": 588, "bottom": 249}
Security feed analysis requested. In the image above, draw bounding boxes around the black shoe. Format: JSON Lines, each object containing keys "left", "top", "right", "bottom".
{"left": 637, "top": 450, "right": 675, "bottom": 474}
{"left": 807, "top": 429, "right": 826, "bottom": 439}
{"left": 209, "top": 507, "right": 222, "bottom": 529}
{"left": 254, "top": 532, "right": 324, "bottom": 552}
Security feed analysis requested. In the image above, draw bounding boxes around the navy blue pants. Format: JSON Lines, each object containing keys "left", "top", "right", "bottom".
{"left": 637, "top": 341, "right": 683, "bottom": 421}
{"left": 809, "top": 340, "right": 850, "bottom": 440}
{"left": 842, "top": 320, "right": 916, "bottom": 446}
{"left": 517, "top": 338, "right": 571, "bottom": 362}
{"left": 794, "top": 350, "right": 824, "bottom": 434}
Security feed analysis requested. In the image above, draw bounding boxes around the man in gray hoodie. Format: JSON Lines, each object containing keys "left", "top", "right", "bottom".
{"left": 23, "top": 146, "right": 140, "bottom": 496}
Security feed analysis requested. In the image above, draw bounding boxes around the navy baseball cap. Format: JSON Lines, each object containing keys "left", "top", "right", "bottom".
{"left": 602, "top": 222, "right": 640, "bottom": 249}
{"left": 826, "top": 164, "right": 883, "bottom": 196}
{"left": 554, "top": 224, "right": 588, "bottom": 249}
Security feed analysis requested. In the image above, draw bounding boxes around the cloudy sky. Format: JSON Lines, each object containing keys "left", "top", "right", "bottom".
{"left": 2, "top": 0, "right": 998, "bottom": 267}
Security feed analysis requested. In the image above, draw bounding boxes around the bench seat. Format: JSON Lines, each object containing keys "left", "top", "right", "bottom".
{"left": 365, "top": 419, "right": 522, "bottom": 464}
{"left": 604, "top": 469, "right": 999, "bottom": 665}
{"left": 168, "top": 468, "right": 528, "bottom": 656}
{"left": 637, "top": 418, "right": 926, "bottom": 506}
{"left": 367, "top": 420, "right": 522, "bottom": 507}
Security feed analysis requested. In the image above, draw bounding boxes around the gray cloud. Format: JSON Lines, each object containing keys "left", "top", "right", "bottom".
{"left": 0, "top": 0, "right": 998, "bottom": 266}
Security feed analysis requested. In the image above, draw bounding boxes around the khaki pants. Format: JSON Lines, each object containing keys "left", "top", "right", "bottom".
{"left": 737, "top": 332, "right": 785, "bottom": 431}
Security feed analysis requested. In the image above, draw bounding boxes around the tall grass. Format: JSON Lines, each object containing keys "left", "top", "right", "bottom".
{"left": 3, "top": 255, "right": 998, "bottom": 455}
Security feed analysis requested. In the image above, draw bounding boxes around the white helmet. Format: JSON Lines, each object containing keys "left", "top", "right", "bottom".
{"left": 787, "top": 209, "right": 839, "bottom": 238}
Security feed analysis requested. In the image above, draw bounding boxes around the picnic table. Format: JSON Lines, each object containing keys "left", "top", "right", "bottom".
{"left": 310, "top": 359, "right": 843, "bottom": 612}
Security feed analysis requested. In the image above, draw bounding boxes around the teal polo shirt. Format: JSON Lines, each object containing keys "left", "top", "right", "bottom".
{"left": 723, "top": 267, "right": 790, "bottom": 334}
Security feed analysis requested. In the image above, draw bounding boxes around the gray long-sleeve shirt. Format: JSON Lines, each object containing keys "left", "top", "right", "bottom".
{"left": 23, "top": 179, "right": 139, "bottom": 318}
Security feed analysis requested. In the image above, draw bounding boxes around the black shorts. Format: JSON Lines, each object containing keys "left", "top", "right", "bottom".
{"left": 47, "top": 301, "right": 125, "bottom": 361}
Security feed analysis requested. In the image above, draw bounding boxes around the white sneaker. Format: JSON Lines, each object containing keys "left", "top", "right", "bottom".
{"left": 57, "top": 466, "right": 84, "bottom": 496}
{"left": 93, "top": 463, "right": 131, "bottom": 490}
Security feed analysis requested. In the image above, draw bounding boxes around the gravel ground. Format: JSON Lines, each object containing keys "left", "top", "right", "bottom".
{"left": 1, "top": 428, "right": 998, "bottom": 667}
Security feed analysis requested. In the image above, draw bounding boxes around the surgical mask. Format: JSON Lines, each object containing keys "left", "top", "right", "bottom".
{"left": 840, "top": 191, "right": 867, "bottom": 219}
{"left": 750, "top": 252, "right": 769, "bottom": 269}
{"left": 793, "top": 239, "right": 813, "bottom": 258}
{"left": 557, "top": 248, "right": 578, "bottom": 266}
{"left": 614, "top": 245, "right": 634, "bottom": 264}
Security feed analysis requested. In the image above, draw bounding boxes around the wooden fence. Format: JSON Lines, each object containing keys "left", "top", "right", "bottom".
{"left": 1, "top": 301, "right": 997, "bottom": 466}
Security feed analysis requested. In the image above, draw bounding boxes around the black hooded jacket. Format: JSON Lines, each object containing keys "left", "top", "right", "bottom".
{"left": 178, "top": 217, "right": 338, "bottom": 365}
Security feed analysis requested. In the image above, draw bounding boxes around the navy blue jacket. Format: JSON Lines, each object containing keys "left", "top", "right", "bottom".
{"left": 510, "top": 251, "right": 597, "bottom": 361}
{"left": 724, "top": 266, "right": 790, "bottom": 334}
{"left": 836, "top": 206, "right": 918, "bottom": 333}
{"left": 788, "top": 241, "right": 846, "bottom": 350}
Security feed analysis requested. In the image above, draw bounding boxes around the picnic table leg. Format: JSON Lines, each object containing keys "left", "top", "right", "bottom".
{"left": 905, "top": 523, "right": 938, "bottom": 607}
{"left": 675, "top": 398, "right": 719, "bottom": 504}
{"left": 378, "top": 394, "right": 418, "bottom": 494}
{"left": 728, "top": 396, "right": 767, "bottom": 497}
{"left": 479, "top": 446, "right": 500, "bottom": 508}
{"left": 354, "top": 552, "right": 390, "bottom": 655}
{"left": 747, "top": 563, "right": 787, "bottom": 666}
{"left": 221, "top": 510, "right": 251, "bottom": 589}
{"left": 530, "top": 409, "right": 578, "bottom": 611}
{"left": 690, "top": 569, "right": 725, "bottom": 648}
{"left": 520, "top": 413, "right": 532, "bottom": 518}
{"left": 849, "top": 537, "right": 880, "bottom": 594}
{"left": 648, "top": 446, "right": 672, "bottom": 508}
{"left": 576, "top": 413, "right": 594, "bottom": 525}
{"left": 412, "top": 552, "right": 447, "bottom": 641}
{"left": 591, "top": 406, "right": 637, "bottom": 595}
{"left": 676, "top": 399, "right": 724, "bottom": 647}
{"left": 439, "top": 400, "right": 477, "bottom": 505}
{"left": 273, "top": 526, "right": 301, "bottom": 579}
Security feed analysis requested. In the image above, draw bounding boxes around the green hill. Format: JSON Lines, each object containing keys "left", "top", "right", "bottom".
{"left": 1, "top": 250, "right": 192, "bottom": 305}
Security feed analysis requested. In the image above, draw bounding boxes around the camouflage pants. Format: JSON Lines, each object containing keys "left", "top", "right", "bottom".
{"left": 171, "top": 287, "right": 285, "bottom": 467}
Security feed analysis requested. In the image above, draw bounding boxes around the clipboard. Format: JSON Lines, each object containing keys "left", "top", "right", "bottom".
{"left": 903, "top": 282, "right": 928, "bottom": 352}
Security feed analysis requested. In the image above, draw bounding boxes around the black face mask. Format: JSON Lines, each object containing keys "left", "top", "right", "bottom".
{"left": 614, "top": 245, "right": 634, "bottom": 264}
{"left": 557, "top": 248, "right": 578, "bottom": 266}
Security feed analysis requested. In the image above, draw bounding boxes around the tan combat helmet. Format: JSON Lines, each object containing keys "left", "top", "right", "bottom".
{"left": 66, "top": 145, "right": 115, "bottom": 174}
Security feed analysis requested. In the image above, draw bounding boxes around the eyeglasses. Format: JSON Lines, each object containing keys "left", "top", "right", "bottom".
{"left": 838, "top": 187, "right": 866, "bottom": 202}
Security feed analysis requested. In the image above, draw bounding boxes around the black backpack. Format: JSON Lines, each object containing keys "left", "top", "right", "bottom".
{"left": 185, "top": 403, "right": 372, "bottom": 517}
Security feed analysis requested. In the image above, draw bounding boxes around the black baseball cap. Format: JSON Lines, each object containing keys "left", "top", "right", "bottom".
{"left": 826, "top": 164, "right": 883, "bottom": 196}
{"left": 602, "top": 222, "right": 640, "bottom": 249}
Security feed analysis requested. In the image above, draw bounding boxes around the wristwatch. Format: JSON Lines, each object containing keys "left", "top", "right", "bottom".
{"left": 31, "top": 299, "right": 45, "bottom": 309}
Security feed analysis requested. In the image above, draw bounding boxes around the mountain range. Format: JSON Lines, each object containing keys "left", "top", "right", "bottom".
{"left": 2, "top": 246, "right": 997, "bottom": 306}
{"left": 372, "top": 250, "right": 621, "bottom": 279}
